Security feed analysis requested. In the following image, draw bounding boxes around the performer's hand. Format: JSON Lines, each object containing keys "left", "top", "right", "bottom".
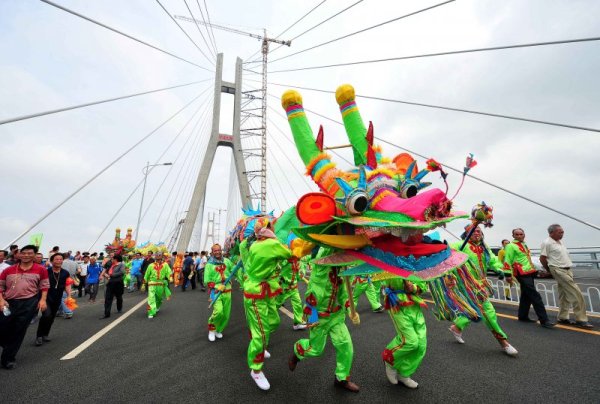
{"left": 350, "top": 312, "right": 360, "bottom": 325}
{"left": 404, "top": 281, "right": 415, "bottom": 294}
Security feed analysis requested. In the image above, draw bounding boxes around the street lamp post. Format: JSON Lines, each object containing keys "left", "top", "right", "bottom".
{"left": 135, "top": 161, "right": 172, "bottom": 242}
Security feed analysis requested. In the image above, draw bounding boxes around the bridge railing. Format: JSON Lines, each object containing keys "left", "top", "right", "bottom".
{"left": 529, "top": 246, "right": 600, "bottom": 270}
{"left": 487, "top": 278, "right": 600, "bottom": 315}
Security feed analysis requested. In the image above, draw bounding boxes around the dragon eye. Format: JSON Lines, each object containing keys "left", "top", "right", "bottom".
{"left": 400, "top": 183, "right": 418, "bottom": 199}
{"left": 346, "top": 192, "right": 369, "bottom": 215}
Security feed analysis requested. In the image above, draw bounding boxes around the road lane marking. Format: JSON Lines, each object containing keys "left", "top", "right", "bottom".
{"left": 423, "top": 299, "right": 600, "bottom": 336}
{"left": 279, "top": 306, "right": 294, "bottom": 320}
{"left": 60, "top": 298, "right": 147, "bottom": 360}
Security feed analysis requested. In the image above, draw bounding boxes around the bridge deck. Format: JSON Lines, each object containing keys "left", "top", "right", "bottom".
{"left": 3, "top": 284, "right": 599, "bottom": 403}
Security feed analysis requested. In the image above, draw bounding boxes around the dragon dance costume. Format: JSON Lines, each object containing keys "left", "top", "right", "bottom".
{"left": 204, "top": 255, "right": 234, "bottom": 339}
{"left": 289, "top": 247, "right": 357, "bottom": 387}
{"left": 381, "top": 278, "right": 427, "bottom": 387}
{"left": 275, "top": 259, "right": 306, "bottom": 329}
{"left": 352, "top": 275, "right": 383, "bottom": 312}
{"left": 244, "top": 234, "right": 291, "bottom": 389}
{"left": 143, "top": 260, "right": 171, "bottom": 318}
{"left": 449, "top": 238, "right": 516, "bottom": 354}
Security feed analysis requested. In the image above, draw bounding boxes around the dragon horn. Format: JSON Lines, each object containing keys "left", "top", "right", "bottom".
{"left": 316, "top": 125, "right": 324, "bottom": 152}
{"left": 281, "top": 90, "right": 321, "bottom": 166}
{"left": 335, "top": 84, "right": 367, "bottom": 166}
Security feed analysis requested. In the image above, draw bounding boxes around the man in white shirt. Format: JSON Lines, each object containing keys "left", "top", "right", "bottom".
{"left": 0, "top": 250, "right": 10, "bottom": 275}
{"left": 540, "top": 224, "right": 593, "bottom": 329}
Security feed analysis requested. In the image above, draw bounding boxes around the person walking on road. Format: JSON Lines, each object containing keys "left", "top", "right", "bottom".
{"left": 205, "top": 244, "right": 234, "bottom": 342}
{"left": 35, "top": 253, "right": 71, "bottom": 346}
{"left": 540, "top": 224, "right": 593, "bottom": 329}
{"left": 181, "top": 252, "right": 196, "bottom": 292}
{"left": 100, "top": 254, "right": 125, "bottom": 319}
{"left": 86, "top": 254, "right": 102, "bottom": 303}
{"left": 76, "top": 253, "right": 89, "bottom": 298}
{"left": 504, "top": 228, "right": 555, "bottom": 328}
{"left": 143, "top": 253, "right": 171, "bottom": 319}
{"left": 0, "top": 245, "right": 49, "bottom": 369}
{"left": 448, "top": 226, "right": 518, "bottom": 356}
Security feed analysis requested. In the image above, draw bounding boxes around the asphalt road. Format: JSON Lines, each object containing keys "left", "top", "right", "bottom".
{"left": 2, "top": 284, "right": 599, "bottom": 403}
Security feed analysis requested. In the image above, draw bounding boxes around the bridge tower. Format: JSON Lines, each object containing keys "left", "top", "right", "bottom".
{"left": 176, "top": 53, "right": 251, "bottom": 252}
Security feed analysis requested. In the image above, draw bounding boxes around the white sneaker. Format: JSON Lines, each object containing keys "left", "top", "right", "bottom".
{"left": 215, "top": 332, "right": 223, "bottom": 339}
{"left": 293, "top": 323, "right": 307, "bottom": 330}
{"left": 148, "top": 315, "right": 154, "bottom": 319}
{"left": 251, "top": 371, "right": 270, "bottom": 391}
{"left": 264, "top": 350, "right": 271, "bottom": 359}
{"left": 448, "top": 326, "right": 465, "bottom": 344}
{"left": 385, "top": 364, "right": 398, "bottom": 385}
{"left": 503, "top": 344, "right": 518, "bottom": 357}
{"left": 398, "top": 376, "right": 419, "bottom": 389}
{"left": 208, "top": 331, "right": 216, "bottom": 342}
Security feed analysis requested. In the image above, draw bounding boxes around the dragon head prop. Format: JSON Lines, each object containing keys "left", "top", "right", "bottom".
{"left": 281, "top": 84, "right": 471, "bottom": 282}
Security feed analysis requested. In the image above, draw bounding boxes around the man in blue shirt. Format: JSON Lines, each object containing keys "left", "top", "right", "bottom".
{"left": 129, "top": 253, "right": 144, "bottom": 292}
{"left": 86, "top": 254, "right": 103, "bottom": 303}
{"left": 181, "top": 252, "right": 196, "bottom": 292}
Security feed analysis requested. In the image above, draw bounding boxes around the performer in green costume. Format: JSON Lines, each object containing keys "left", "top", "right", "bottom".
{"left": 288, "top": 247, "right": 360, "bottom": 393}
{"left": 275, "top": 259, "right": 307, "bottom": 330}
{"left": 381, "top": 277, "right": 427, "bottom": 388}
{"left": 143, "top": 253, "right": 171, "bottom": 319}
{"left": 204, "top": 244, "right": 234, "bottom": 342}
{"left": 448, "top": 226, "right": 518, "bottom": 356}
{"left": 352, "top": 275, "right": 383, "bottom": 312}
{"left": 245, "top": 219, "right": 292, "bottom": 391}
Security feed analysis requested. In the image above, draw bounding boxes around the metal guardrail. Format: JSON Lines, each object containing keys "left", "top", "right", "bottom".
{"left": 487, "top": 278, "right": 600, "bottom": 315}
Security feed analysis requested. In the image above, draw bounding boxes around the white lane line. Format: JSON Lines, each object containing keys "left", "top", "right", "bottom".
{"left": 279, "top": 306, "right": 294, "bottom": 320}
{"left": 60, "top": 298, "right": 146, "bottom": 360}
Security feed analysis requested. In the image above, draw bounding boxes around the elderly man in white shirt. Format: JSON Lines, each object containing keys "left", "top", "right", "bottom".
{"left": 540, "top": 224, "right": 593, "bottom": 329}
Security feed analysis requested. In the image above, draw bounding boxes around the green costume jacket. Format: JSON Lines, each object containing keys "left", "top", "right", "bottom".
{"left": 244, "top": 238, "right": 292, "bottom": 299}
{"left": 504, "top": 240, "right": 537, "bottom": 277}
{"left": 304, "top": 247, "right": 349, "bottom": 317}
{"left": 204, "top": 257, "right": 234, "bottom": 292}
{"left": 144, "top": 262, "right": 171, "bottom": 285}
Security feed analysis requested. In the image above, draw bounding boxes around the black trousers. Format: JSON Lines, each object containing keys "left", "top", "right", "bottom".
{"left": 0, "top": 296, "right": 39, "bottom": 364}
{"left": 182, "top": 270, "right": 196, "bottom": 291}
{"left": 77, "top": 275, "right": 87, "bottom": 297}
{"left": 197, "top": 268, "right": 205, "bottom": 288}
{"left": 104, "top": 282, "right": 124, "bottom": 317}
{"left": 517, "top": 274, "right": 549, "bottom": 323}
{"left": 88, "top": 283, "right": 99, "bottom": 300}
{"left": 36, "top": 298, "right": 61, "bottom": 338}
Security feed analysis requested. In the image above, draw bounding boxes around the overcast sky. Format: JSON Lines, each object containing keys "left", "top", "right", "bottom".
{"left": 1, "top": 0, "right": 599, "bottom": 254}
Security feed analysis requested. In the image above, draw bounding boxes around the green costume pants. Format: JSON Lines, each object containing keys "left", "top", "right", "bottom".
{"left": 147, "top": 285, "right": 170, "bottom": 316}
{"left": 453, "top": 298, "right": 507, "bottom": 340}
{"left": 353, "top": 280, "right": 382, "bottom": 311}
{"left": 245, "top": 296, "right": 280, "bottom": 371}
{"left": 208, "top": 292, "right": 232, "bottom": 333}
{"left": 294, "top": 309, "right": 353, "bottom": 381}
{"left": 382, "top": 305, "right": 427, "bottom": 378}
{"left": 276, "top": 287, "right": 304, "bottom": 325}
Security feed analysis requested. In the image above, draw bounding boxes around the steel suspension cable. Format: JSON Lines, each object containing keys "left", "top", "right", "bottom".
{"left": 0, "top": 79, "right": 210, "bottom": 126}
{"left": 88, "top": 90, "right": 211, "bottom": 250}
{"left": 265, "top": 82, "right": 600, "bottom": 134}
{"left": 244, "top": 0, "right": 327, "bottom": 61}
{"left": 246, "top": 0, "right": 365, "bottom": 64}
{"left": 196, "top": 0, "right": 219, "bottom": 55}
{"left": 266, "top": 146, "right": 301, "bottom": 200}
{"left": 40, "top": 0, "right": 211, "bottom": 71}
{"left": 268, "top": 0, "right": 454, "bottom": 64}
{"left": 183, "top": 0, "right": 217, "bottom": 59}
{"left": 148, "top": 104, "right": 210, "bottom": 240}
{"left": 5, "top": 92, "right": 204, "bottom": 248}
{"left": 270, "top": 35, "right": 600, "bottom": 73}
{"left": 140, "top": 88, "right": 213, "bottom": 222}
{"left": 155, "top": 0, "right": 215, "bottom": 65}
{"left": 155, "top": 102, "right": 213, "bottom": 241}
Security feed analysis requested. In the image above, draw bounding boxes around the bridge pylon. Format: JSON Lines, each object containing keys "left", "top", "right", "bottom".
{"left": 176, "top": 53, "right": 251, "bottom": 252}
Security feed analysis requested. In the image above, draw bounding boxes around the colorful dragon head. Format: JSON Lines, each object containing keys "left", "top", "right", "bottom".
{"left": 281, "top": 84, "right": 471, "bottom": 282}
